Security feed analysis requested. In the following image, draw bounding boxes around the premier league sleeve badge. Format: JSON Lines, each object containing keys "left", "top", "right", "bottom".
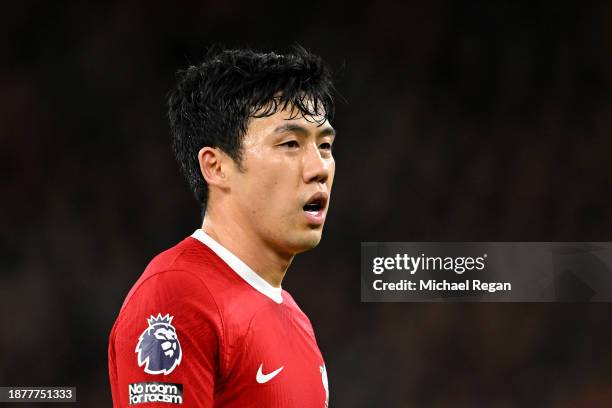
{"left": 135, "top": 314, "right": 182, "bottom": 375}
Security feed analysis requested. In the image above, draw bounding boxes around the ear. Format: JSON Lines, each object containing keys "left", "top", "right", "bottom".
{"left": 198, "top": 147, "right": 230, "bottom": 188}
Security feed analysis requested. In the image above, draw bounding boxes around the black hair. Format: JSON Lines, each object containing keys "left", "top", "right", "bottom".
{"left": 167, "top": 45, "right": 337, "bottom": 211}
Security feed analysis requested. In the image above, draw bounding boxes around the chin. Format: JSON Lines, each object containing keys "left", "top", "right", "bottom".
{"left": 287, "top": 231, "right": 323, "bottom": 254}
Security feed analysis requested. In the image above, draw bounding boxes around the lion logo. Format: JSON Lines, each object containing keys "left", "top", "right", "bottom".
{"left": 135, "top": 313, "right": 182, "bottom": 375}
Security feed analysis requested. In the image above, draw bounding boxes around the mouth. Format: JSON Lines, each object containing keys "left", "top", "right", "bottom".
{"left": 302, "top": 192, "right": 328, "bottom": 225}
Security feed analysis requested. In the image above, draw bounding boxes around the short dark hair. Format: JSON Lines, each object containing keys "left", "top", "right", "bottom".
{"left": 167, "top": 45, "right": 337, "bottom": 210}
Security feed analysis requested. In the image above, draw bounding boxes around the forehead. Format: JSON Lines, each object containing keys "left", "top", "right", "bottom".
{"left": 246, "top": 103, "right": 332, "bottom": 138}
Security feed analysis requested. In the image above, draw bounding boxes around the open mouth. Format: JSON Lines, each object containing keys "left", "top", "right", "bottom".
{"left": 303, "top": 193, "right": 328, "bottom": 215}
{"left": 303, "top": 202, "right": 322, "bottom": 213}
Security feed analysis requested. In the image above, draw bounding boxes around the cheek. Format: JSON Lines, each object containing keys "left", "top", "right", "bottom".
{"left": 237, "top": 144, "right": 303, "bottom": 221}
{"left": 241, "top": 162, "right": 295, "bottom": 212}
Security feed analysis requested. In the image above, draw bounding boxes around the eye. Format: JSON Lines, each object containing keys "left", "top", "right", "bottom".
{"left": 319, "top": 142, "right": 333, "bottom": 151}
{"left": 280, "top": 140, "right": 299, "bottom": 148}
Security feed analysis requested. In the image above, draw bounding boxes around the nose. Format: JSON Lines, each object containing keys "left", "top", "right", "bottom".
{"left": 302, "top": 143, "right": 331, "bottom": 184}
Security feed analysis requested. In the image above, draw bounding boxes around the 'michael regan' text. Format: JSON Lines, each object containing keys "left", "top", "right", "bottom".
{"left": 373, "top": 279, "right": 511, "bottom": 293}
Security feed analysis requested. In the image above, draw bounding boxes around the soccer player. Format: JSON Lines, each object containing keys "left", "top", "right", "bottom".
{"left": 108, "top": 46, "right": 337, "bottom": 407}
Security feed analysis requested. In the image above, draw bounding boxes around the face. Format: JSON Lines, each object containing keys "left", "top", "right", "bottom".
{"left": 227, "top": 105, "right": 336, "bottom": 256}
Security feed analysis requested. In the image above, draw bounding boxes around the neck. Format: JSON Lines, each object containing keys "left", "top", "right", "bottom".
{"left": 201, "top": 209, "right": 293, "bottom": 288}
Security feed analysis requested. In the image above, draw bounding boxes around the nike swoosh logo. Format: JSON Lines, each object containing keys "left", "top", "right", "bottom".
{"left": 256, "top": 363, "right": 284, "bottom": 384}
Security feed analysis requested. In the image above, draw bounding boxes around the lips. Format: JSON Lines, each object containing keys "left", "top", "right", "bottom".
{"left": 302, "top": 192, "right": 328, "bottom": 226}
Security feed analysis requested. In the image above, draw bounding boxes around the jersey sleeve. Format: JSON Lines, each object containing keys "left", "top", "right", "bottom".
{"left": 109, "top": 269, "right": 223, "bottom": 407}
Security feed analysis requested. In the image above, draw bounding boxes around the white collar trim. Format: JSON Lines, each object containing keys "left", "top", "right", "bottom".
{"left": 191, "top": 229, "right": 283, "bottom": 304}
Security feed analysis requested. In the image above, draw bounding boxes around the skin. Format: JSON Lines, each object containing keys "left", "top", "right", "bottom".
{"left": 198, "top": 104, "right": 336, "bottom": 288}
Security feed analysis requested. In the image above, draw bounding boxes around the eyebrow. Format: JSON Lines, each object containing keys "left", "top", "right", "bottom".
{"left": 272, "top": 123, "right": 336, "bottom": 138}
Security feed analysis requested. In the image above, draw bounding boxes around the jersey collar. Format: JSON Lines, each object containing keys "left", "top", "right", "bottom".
{"left": 191, "top": 229, "right": 283, "bottom": 304}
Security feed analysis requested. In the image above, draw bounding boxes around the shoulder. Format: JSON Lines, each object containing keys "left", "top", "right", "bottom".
{"left": 113, "top": 236, "right": 233, "bottom": 337}
{"left": 142, "top": 236, "right": 225, "bottom": 279}
{"left": 113, "top": 268, "right": 223, "bottom": 344}
{"left": 120, "top": 236, "right": 236, "bottom": 309}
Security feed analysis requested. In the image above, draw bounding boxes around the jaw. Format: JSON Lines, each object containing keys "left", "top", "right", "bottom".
{"left": 286, "top": 226, "right": 324, "bottom": 255}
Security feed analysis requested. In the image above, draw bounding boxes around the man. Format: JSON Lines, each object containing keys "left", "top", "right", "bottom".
{"left": 108, "top": 46, "right": 337, "bottom": 407}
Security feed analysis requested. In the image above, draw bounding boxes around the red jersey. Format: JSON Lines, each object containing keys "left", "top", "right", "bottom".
{"left": 108, "top": 230, "right": 329, "bottom": 407}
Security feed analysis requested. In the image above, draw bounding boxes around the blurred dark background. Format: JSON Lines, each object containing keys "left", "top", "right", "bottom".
{"left": 3, "top": 1, "right": 612, "bottom": 406}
